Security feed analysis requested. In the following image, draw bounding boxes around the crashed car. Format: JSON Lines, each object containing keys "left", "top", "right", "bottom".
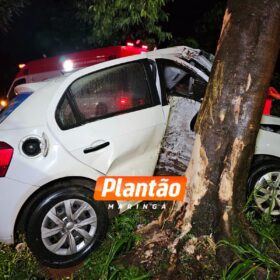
{"left": 0, "top": 46, "right": 279, "bottom": 268}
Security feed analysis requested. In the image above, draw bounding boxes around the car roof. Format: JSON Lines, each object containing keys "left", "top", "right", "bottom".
{"left": 15, "top": 45, "right": 211, "bottom": 95}
{"left": 3, "top": 46, "right": 212, "bottom": 130}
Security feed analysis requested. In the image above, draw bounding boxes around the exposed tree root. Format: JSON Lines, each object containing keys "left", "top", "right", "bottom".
{"left": 125, "top": 228, "right": 220, "bottom": 279}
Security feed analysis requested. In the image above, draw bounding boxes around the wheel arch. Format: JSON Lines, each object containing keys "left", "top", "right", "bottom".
{"left": 247, "top": 155, "right": 280, "bottom": 218}
{"left": 14, "top": 176, "right": 119, "bottom": 241}
{"left": 251, "top": 154, "right": 280, "bottom": 169}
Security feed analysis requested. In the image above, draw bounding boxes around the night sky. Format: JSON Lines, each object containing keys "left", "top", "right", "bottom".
{"left": 0, "top": 0, "right": 226, "bottom": 94}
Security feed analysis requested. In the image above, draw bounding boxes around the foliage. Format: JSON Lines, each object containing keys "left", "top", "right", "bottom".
{"left": 0, "top": 0, "right": 28, "bottom": 33}
{"left": 0, "top": 203, "right": 279, "bottom": 279}
{"left": 0, "top": 242, "right": 43, "bottom": 279}
{"left": 75, "top": 0, "right": 173, "bottom": 47}
{"left": 76, "top": 207, "right": 151, "bottom": 279}
{"left": 221, "top": 213, "right": 280, "bottom": 280}
{"left": 0, "top": 207, "right": 154, "bottom": 279}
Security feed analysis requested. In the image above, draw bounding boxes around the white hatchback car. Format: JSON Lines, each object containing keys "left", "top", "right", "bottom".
{"left": 0, "top": 46, "right": 279, "bottom": 268}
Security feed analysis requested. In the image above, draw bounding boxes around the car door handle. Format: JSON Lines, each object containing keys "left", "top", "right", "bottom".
{"left": 83, "top": 141, "right": 110, "bottom": 154}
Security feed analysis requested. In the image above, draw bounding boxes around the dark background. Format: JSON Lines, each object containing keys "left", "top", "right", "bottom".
{"left": 1, "top": 0, "right": 279, "bottom": 96}
{"left": 0, "top": 0, "right": 227, "bottom": 95}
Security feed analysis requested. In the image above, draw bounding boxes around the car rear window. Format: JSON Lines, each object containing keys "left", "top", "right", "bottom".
{"left": 0, "top": 92, "right": 31, "bottom": 124}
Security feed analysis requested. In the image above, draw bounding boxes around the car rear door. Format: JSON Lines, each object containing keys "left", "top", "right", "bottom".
{"left": 54, "top": 59, "right": 166, "bottom": 175}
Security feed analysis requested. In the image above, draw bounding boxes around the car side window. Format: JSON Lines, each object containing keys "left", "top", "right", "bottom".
{"left": 70, "top": 61, "right": 152, "bottom": 120}
{"left": 56, "top": 95, "right": 77, "bottom": 128}
{"left": 157, "top": 59, "right": 207, "bottom": 103}
{"left": 56, "top": 60, "right": 157, "bottom": 129}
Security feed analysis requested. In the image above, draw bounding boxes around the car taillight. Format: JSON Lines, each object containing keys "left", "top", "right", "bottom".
{"left": 0, "top": 142, "right": 13, "bottom": 177}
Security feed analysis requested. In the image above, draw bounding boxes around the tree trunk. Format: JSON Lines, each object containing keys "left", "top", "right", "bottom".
{"left": 131, "top": 0, "right": 280, "bottom": 278}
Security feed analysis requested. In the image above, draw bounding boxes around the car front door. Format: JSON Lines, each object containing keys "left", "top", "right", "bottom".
{"left": 155, "top": 58, "right": 208, "bottom": 174}
{"left": 54, "top": 59, "right": 166, "bottom": 175}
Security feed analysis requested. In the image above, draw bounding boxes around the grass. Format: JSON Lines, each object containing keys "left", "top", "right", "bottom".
{"left": 0, "top": 242, "right": 43, "bottom": 279}
{"left": 0, "top": 205, "right": 157, "bottom": 280}
{"left": 221, "top": 212, "right": 280, "bottom": 280}
{"left": 0, "top": 203, "right": 279, "bottom": 279}
{"left": 76, "top": 207, "right": 152, "bottom": 280}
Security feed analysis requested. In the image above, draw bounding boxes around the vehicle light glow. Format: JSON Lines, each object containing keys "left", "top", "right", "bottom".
{"left": 0, "top": 100, "right": 7, "bottom": 107}
{"left": 18, "top": 64, "right": 26, "bottom": 69}
{"left": 119, "top": 97, "right": 129, "bottom": 105}
{"left": 63, "top": 59, "right": 74, "bottom": 72}
{"left": 142, "top": 45, "right": 148, "bottom": 50}
{"left": 0, "top": 142, "right": 13, "bottom": 177}
{"left": 126, "top": 42, "right": 134, "bottom": 47}
{"left": 118, "top": 96, "right": 132, "bottom": 110}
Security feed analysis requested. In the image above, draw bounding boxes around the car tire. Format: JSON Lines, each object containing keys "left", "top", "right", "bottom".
{"left": 248, "top": 158, "right": 280, "bottom": 219}
{"left": 25, "top": 180, "right": 108, "bottom": 268}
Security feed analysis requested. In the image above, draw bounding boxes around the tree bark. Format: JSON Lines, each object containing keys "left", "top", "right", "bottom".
{"left": 189, "top": 0, "right": 280, "bottom": 245}
{"left": 132, "top": 0, "right": 280, "bottom": 277}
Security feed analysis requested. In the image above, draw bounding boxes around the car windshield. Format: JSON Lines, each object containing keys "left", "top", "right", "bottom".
{"left": 0, "top": 92, "right": 32, "bottom": 124}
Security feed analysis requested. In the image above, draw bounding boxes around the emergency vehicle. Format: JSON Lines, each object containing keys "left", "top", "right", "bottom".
{"left": 0, "top": 44, "right": 148, "bottom": 107}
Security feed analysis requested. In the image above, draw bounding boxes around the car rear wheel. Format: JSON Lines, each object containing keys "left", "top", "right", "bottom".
{"left": 25, "top": 180, "right": 108, "bottom": 268}
{"left": 248, "top": 159, "right": 280, "bottom": 218}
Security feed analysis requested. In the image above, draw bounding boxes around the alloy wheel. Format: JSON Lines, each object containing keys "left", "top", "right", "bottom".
{"left": 254, "top": 171, "right": 280, "bottom": 216}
